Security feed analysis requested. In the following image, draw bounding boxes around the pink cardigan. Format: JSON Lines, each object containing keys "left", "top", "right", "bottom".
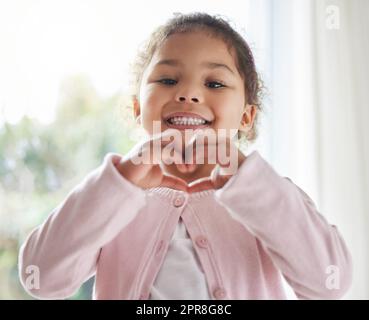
{"left": 18, "top": 151, "right": 352, "bottom": 299}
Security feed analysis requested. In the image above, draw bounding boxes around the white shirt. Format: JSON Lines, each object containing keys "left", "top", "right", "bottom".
{"left": 149, "top": 217, "right": 212, "bottom": 300}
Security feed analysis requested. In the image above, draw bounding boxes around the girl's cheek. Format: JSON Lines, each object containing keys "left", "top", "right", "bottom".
{"left": 143, "top": 87, "right": 167, "bottom": 107}
{"left": 141, "top": 93, "right": 167, "bottom": 133}
{"left": 144, "top": 98, "right": 162, "bottom": 118}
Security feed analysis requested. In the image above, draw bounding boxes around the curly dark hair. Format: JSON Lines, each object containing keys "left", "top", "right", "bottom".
{"left": 129, "top": 12, "right": 265, "bottom": 143}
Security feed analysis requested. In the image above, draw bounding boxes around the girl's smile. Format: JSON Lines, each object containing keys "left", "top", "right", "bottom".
{"left": 163, "top": 111, "right": 213, "bottom": 130}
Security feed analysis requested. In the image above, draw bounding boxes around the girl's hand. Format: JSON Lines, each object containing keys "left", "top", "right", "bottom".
{"left": 116, "top": 128, "right": 246, "bottom": 193}
{"left": 185, "top": 130, "right": 247, "bottom": 192}
{"left": 116, "top": 129, "right": 188, "bottom": 191}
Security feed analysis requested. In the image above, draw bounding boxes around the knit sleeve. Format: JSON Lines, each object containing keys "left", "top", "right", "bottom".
{"left": 214, "top": 151, "right": 353, "bottom": 299}
{"left": 18, "top": 153, "right": 146, "bottom": 299}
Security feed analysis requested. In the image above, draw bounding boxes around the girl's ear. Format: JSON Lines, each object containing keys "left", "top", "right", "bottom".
{"left": 132, "top": 95, "right": 141, "bottom": 124}
{"left": 239, "top": 104, "right": 257, "bottom": 133}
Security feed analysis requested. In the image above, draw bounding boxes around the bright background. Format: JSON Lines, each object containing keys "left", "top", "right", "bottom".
{"left": 1, "top": 0, "right": 368, "bottom": 299}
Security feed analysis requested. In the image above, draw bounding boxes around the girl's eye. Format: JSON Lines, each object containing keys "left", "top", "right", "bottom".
{"left": 158, "top": 78, "right": 177, "bottom": 85}
{"left": 157, "top": 78, "right": 225, "bottom": 88}
{"left": 206, "top": 81, "right": 226, "bottom": 89}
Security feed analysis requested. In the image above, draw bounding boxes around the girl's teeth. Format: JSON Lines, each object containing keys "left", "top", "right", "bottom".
{"left": 168, "top": 117, "right": 207, "bottom": 125}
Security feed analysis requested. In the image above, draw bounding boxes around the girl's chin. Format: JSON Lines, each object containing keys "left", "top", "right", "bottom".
{"left": 175, "top": 163, "right": 198, "bottom": 174}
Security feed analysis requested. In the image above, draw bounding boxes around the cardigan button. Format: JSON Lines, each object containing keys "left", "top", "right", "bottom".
{"left": 195, "top": 235, "right": 209, "bottom": 248}
{"left": 173, "top": 195, "right": 185, "bottom": 207}
{"left": 213, "top": 287, "right": 227, "bottom": 299}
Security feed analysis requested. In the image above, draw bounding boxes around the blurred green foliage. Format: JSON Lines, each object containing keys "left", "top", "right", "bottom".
{"left": 0, "top": 74, "right": 138, "bottom": 299}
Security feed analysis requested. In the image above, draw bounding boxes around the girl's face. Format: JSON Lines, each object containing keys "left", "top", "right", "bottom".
{"left": 134, "top": 30, "right": 256, "bottom": 138}
{"left": 133, "top": 30, "right": 257, "bottom": 182}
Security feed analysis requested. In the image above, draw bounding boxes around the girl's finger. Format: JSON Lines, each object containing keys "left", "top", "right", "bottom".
{"left": 188, "top": 177, "right": 215, "bottom": 193}
{"left": 160, "top": 174, "right": 188, "bottom": 192}
{"left": 154, "top": 129, "right": 196, "bottom": 173}
{"left": 210, "top": 164, "right": 232, "bottom": 189}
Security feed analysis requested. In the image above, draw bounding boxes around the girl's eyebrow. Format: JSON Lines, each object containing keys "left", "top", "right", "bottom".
{"left": 155, "top": 59, "right": 235, "bottom": 75}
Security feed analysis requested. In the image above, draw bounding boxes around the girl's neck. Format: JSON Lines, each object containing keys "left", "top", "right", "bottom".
{"left": 161, "top": 163, "right": 216, "bottom": 184}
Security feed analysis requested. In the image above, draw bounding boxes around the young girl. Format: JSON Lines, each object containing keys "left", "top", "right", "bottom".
{"left": 19, "top": 13, "right": 352, "bottom": 300}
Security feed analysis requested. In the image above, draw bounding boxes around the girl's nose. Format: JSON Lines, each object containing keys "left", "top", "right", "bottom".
{"left": 176, "top": 96, "right": 200, "bottom": 103}
{"left": 175, "top": 90, "right": 203, "bottom": 104}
